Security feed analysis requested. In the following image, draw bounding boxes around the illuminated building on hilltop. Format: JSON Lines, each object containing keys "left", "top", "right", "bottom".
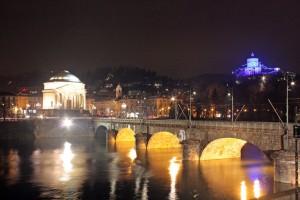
{"left": 42, "top": 70, "right": 86, "bottom": 110}
{"left": 233, "top": 52, "right": 281, "bottom": 78}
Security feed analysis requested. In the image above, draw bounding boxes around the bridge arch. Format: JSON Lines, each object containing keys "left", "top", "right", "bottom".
{"left": 200, "top": 138, "right": 268, "bottom": 161}
{"left": 147, "top": 131, "right": 181, "bottom": 149}
{"left": 95, "top": 125, "right": 108, "bottom": 138}
{"left": 200, "top": 138, "right": 247, "bottom": 160}
{"left": 116, "top": 128, "right": 135, "bottom": 142}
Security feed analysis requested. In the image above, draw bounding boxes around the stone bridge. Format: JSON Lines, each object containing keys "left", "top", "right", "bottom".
{"left": 93, "top": 118, "right": 287, "bottom": 152}
{"left": 34, "top": 117, "right": 290, "bottom": 155}
{"left": 33, "top": 117, "right": 298, "bottom": 184}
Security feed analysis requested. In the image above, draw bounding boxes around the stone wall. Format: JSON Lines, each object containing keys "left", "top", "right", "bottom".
{"left": 34, "top": 118, "right": 94, "bottom": 138}
{"left": 0, "top": 120, "right": 35, "bottom": 140}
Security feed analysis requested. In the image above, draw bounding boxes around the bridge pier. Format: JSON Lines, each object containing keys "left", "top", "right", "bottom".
{"left": 135, "top": 133, "right": 147, "bottom": 149}
{"left": 106, "top": 129, "right": 117, "bottom": 143}
{"left": 273, "top": 150, "right": 300, "bottom": 184}
{"left": 182, "top": 139, "right": 200, "bottom": 161}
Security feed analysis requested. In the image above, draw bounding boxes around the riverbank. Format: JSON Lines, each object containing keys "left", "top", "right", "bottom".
{"left": 0, "top": 120, "right": 35, "bottom": 140}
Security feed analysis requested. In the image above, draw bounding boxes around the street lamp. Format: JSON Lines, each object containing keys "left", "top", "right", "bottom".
{"left": 189, "top": 89, "right": 196, "bottom": 138}
{"left": 227, "top": 90, "right": 234, "bottom": 122}
{"left": 121, "top": 102, "right": 127, "bottom": 118}
{"left": 171, "top": 97, "right": 178, "bottom": 120}
{"left": 283, "top": 71, "right": 296, "bottom": 148}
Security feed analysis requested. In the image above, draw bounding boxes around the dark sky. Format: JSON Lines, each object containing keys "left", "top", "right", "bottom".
{"left": 1, "top": 0, "right": 300, "bottom": 78}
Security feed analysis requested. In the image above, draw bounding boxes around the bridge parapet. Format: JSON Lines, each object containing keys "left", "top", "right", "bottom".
{"left": 94, "top": 118, "right": 286, "bottom": 135}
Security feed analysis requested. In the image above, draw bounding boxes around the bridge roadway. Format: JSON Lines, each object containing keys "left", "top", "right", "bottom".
{"left": 33, "top": 117, "right": 297, "bottom": 184}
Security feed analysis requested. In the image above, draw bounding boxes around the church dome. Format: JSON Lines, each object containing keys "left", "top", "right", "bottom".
{"left": 49, "top": 70, "right": 81, "bottom": 82}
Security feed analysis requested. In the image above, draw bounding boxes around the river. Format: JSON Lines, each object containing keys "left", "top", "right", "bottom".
{"left": 0, "top": 137, "right": 295, "bottom": 200}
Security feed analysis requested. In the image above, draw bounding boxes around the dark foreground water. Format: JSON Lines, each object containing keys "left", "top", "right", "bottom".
{"left": 0, "top": 138, "right": 295, "bottom": 200}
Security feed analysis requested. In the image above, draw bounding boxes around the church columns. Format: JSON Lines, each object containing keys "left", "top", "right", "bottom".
{"left": 83, "top": 94, "right": 86, "bottom": 109}
{"left": 43, "top": 82, "right": 86, "bottom": 111}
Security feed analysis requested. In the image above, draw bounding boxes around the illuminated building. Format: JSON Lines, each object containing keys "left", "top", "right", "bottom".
{"left": 0, "top": 92, "right": 17, "bottom": 118}
{"left": 233, "top": 52, "right": 281, "bottom": 78}
{"left": 42, "top": 70, "right": 86, "bottom": 110}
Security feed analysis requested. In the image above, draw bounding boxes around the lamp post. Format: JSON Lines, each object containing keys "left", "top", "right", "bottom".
{"left": 189, "top": 89, "right": 196, "bottom": 138}
{"left": 228, "top": 89, "right": 234, "bottom": 122}
{"left": 171, "top": 97, "right": 178, "bottom": 120}
{"left": 284, "top": 71, "right": 296, "bottom": 149}
{"left": 121, "top": 102, "right": 127, "bottom": 118}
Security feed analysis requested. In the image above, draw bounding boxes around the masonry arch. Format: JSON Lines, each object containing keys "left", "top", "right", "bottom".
{"left": 147, "top": 131, "right": 182, "bottom": 149}
{"left": 116, "top": 128, "right": 135, "bottom": 142}
{"left": 200, "top": 138, "right": 268, "bottom": 161}
{"left": 95, "top": 125, "right": 108, "bottom": 138}
{"left": 200, "top": 138, "right": 247, "bottom": 160}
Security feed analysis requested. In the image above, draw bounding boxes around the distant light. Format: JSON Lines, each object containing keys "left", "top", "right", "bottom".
{"left": 63, "top": 118, "right": 72, "bottom": 128}
{"left": 121, "top": 103, "right": 127, "bottom": 109}
{"left": 291, "top": 81, "right": 295, "bottom": 86}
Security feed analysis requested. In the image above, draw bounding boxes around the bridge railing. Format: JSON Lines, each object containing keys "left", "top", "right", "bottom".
{"left": 93, "top": 118, "right": 287, "bottom": 134}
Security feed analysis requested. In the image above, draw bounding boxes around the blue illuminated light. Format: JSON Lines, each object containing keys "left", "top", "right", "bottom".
{"left": 233, "top": 53, "right": 281, "bottom": 77}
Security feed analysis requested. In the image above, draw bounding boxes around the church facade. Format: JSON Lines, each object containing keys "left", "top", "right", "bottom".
{"left": 42, "top": 70, "right": 86, "bottom": 110}
{"left": 233, "top": 53, "right": 281, "bottom": 78}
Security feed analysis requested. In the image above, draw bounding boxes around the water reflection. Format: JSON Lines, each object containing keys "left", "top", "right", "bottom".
{"left": 108, "top": 153, "right": 119, "bottom": 200}
{"left": 128, "top": 148, "right": 137, "bottom": 162}
{"left": 200, "top": 159, "right": 274, "bottom": 199}
{"left": 0, "top": 138, "right": 295, "bottom": 199}
{"left": 240, "top": 179, "right": 261, "bottom": 200}
{"left": 168, "top": 156, "right": 181, "bottom": 200}
{"left": 241, "top": 181, "right": 247, "bottom": 200}
{"left": 254, "top": 179, "right": 261, "bottom": 198}
{"left": 0, "top": 149, "right": 20, "bottom": 185}
{"left": 30, "top": 139, "right": 87, "bottom": 199}
{"left": 59, "top": 142, "right": 74, "bottom": 181}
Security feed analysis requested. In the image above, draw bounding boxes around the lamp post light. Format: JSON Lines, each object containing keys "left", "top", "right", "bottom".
{"left": 189, "top": 89, "right": 196, "bottom": 138}
{"left": 171, "top": 97, "right": 178, "bottom": 120}
{"left": 121, "top": 102, "right": 127, "bottom": 118}
{"left": 283, "top": 71, "right": 296, "bottom": 149}
{"left": 227, "top": 90, "right": 234, "bottom": 122}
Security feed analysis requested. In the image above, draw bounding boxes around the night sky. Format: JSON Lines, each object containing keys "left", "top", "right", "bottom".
{"left": 1, "top": 0, "right": 300, "bottom": 78}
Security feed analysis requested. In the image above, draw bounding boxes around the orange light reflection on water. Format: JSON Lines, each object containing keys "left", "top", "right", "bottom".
{"left": 241, "top": 181, "right": 247, "bottom": 200}
{"left": 128, "top": 148, "right": 137, "bottom": 162}
{"left": 253, "top": 179, "right": 261, "bottom": 199}
{"left": 240, "top": 179, "right": 261, "bottom": 200}
{"left": 168, "top": 156, "right": 181, "bottom": 200}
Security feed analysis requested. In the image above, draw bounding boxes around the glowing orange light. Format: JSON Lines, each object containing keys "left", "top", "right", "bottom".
{"left": 168, "top": 157, "right": 181, "bottom": 200}
{"left": 241, "top": 181, "right": 247, "bottom": 200}
{"left": 128, "top": 148, "right": 137, "bottom": 162}
{"left": 254, "top": 179, "right": 260, "bottom": 198}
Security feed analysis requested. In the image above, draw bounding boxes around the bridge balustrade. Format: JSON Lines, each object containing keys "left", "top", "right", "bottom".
{"left": 93, "top": 118, "right": 286, "bottom": 135}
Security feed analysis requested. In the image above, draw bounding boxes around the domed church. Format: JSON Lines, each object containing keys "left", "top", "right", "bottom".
{"left": 42, "top": 70, "right": 86, "bottom": 110}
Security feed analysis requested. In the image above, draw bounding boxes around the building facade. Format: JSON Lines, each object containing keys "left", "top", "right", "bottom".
{"left": 42, "top": 70, "right": 86, "bottom": 110}
{"left": 233, "top": 52, "right": 281, "bottom": 78}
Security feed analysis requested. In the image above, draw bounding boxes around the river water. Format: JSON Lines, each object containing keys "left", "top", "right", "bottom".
{"left": 0, "top": 137, "right": 295, "bottom": 200}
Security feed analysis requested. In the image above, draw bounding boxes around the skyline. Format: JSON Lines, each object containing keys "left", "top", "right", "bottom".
{"left": 1, "top": 0, "right": 300, "bottom": 78}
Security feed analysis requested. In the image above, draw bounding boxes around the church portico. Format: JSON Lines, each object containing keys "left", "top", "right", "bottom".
{"left": 42, "top": 70, "right": 86, "bottom": 111}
